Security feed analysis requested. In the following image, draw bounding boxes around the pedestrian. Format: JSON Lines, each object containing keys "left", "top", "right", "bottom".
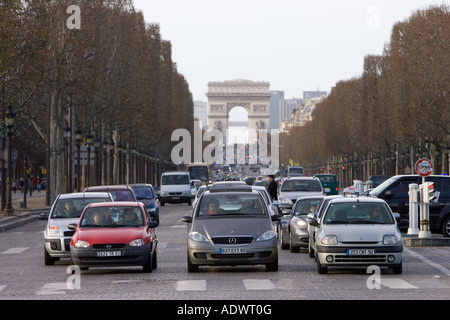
{"left": 28, "top": 179, "right": 33, "bottom": 197}
{"left": 19, "top": 178, "right": 24, "bottom": 193}
{"left": 36, "top": 177, "right": 41, "bottom": 193}
{"left": 267, "top": 174, "right": 278, "bottom": 201}
{"left": 12, "top": 180, "right": 17, "bottom": 193}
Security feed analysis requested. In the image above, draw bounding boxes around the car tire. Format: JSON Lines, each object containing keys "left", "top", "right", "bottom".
{"left": 143, "top": 252, "right": 153, "bottom": 273}
{"left": 187, "top": 252, "right": 198, "bottom": 272}
{"left": 265, "top": 253, "right": 278, "bottom": 272}
{"left": 442, "top": 215, "right": 450, "bottom": 237}
{"left": 280, "top": 228, "right": 289, "bottom": 250}
{"left": 391, "top": 262, "right": 402, "bottom": 274}
{"left": 44, "top": 248, "right": 56, "bottom": 266}
{"left": 152, "top": 250, "right": 158, "bottom": 269}
{"left": 289, "top": 234, "right": 300, "bottom": 253}
{"left": 160, "top": 201, "right": 165, "bottom": 206}
{"left": 308, "top": 243, "right": 315, "bottom": 258}
{"left": 316, "top": 255, "right": 327, "bottom": 274}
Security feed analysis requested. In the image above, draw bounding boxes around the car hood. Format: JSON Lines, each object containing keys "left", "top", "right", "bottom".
{"left": 322, "top": 224, "right": 399, "bottom": 242}
{"left": 46, "top": 218, "right": 80, "bottom": 232}
{"left": 75, "top": 227, "right": 147, "bottom": 244}
{"left": 137, "top": 198, "right": 157, "bottom": 208}
{"left": 193, "top": 216, "right": 272, "bottom": 238}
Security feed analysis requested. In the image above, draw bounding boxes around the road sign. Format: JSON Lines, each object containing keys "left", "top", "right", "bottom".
{"left": 415, "top": 158, "right": 433, "bottom": 177}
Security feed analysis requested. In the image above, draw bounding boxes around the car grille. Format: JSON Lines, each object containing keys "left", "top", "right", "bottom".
{"left": 211, "top": 237, "right": 254, "bottom": 245}
{"left": 334, "top": 255, "right": 387, "bottom": 263}
{"left": 92, "top": 243, "right": 126, "bottom": 249}
{"left": 211, "top": 254, "right": 255, "bottom": 259}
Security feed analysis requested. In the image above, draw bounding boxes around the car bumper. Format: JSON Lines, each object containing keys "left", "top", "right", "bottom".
{"left": 70, "top": 244, "right": 152, "bottom": 268}
{"left": 315, "top": 244, "right": 403, "bottom": 267}
{"left": 45, "top": 236, "right": 73, "bottom": 258}
{"left": 187, "top": 238, "right": 278, "bottom": 267}
{"left": 161, "top": 195, "right": 191, "bottom": 204}
{"left": 290, "top": 228, "right": 309, "bottom": 247}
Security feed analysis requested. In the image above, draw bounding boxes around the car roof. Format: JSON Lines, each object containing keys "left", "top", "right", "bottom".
{"left": 128, "top": 184, "right": 153, "bottom": 188}
{"left": 57, "top": 192, "right": 112, "bottom": 199}
{"left": 87, "top": 201, "right": 143, "bottom": 208}
{"left": 283, "top": 176, "right": 318, "bottom": 180}
{"left": 328, "top": 196, "right": 386, "bottom": 204}
{"left": 84, "top": 185, "right": 134, "bottom": 191}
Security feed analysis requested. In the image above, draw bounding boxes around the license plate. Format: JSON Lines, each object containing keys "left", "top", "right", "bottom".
{"left": 172, "top": 197, "right": 180, "bottom": 199}
{"left": 95, "top": 250, "right": 122, "bottom": 257}
{"left": 219, "top": 247, "right": 247, "bottom": 254}
{"left": 347, "top": 249, "right": 375, "bottom": 255}
{"left": 324, "top": 188, "right": 330, "bottom": 193}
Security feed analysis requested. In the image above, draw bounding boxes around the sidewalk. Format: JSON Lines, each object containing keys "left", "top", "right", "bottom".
{"left": 0, "top": 191, "right": 51, "bottom": 232}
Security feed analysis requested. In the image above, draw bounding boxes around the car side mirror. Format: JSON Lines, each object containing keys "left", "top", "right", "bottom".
{"left": 148, "top": 221, "right": 158, "bottom": 228}
{"left": 182, "top": 215, "right": 192, "bottom": 223}
{"left": 68, "top": 223, "right": 77, "bottom": 230}
{"left": 307, "top": 213, "right": 319, "bottom": 227}
{"left": 271, "top": 214, "right": 281, "bottom": 221}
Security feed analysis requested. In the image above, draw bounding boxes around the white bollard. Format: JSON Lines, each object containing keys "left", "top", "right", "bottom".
{"left": 407, "top": 183, "right": 419, "bottom": 235}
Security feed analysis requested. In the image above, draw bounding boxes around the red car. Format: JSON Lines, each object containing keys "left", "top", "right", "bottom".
{"left": 69, "top": 201, "right": 158, "bottom": 272}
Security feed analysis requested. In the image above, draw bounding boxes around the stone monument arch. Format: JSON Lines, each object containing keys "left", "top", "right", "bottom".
{"left": 206, "top": 79, "right": 271, "bottom": 145}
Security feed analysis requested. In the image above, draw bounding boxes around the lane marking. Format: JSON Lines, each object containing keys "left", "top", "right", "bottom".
{"left": 404, "top": 247, "right": 450, "bottom": 276}
{"left": 1, "top": 247, "right": 29, "bottom": 254}
{"left": 0, "top": 285, "right": 6, "bottom": 292}
{"left": 35, "top": 283, "right": 68, "bottom": 295}
{"left": 380, "top": 279, "right": 417, "bottom": 289}
{"left": 176, "top": 280, "right": 206, "bottom": 291}
{"left": 243, "top": 279, "right": 274, "bottom": 290}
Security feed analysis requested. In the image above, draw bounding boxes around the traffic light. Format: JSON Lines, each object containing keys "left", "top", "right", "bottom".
{"left": 422, "top": 182, "right": 439, "bottom": 204}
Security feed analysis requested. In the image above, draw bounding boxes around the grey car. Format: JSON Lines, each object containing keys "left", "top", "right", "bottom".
{"left": 308, "top": 197, "right": 403, "bottom": 274}
{"left": 44, "top": 192, "right": 114, "bottom": 265}
{"left": 278, "top": 177, "right": 324, "bottom": 212}
{"left": 280, "top": 196, "right": 324, "bottom": 252}
{"left": 182, "top": 185, "right": 280, "bottom": 272}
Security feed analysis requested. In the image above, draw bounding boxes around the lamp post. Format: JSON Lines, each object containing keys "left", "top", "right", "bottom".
{"left": 3, "top": 105, "right": 15, "bottom": 216}
{"left": 75, "top": 127, "right": 83, "bottom": 192}
{"left": 85, "top": 131, "right": 93, "bottom": 187}
{"left": 64, "top": 124, "right": 71, "bottom": 193}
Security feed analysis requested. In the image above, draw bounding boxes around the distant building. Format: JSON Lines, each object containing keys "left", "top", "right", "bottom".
{"left": 303, "top": 91, "right": 327, "bottom": 100}
{"left": 269, "top": 90, "right": 284, "bottom": 131}
{"left": 194, "top": 100, "right": 208, "bottom": 130}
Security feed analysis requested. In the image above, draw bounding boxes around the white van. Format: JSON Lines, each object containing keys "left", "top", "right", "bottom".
{"left": 288, "top": 166, "right": 304, "bottom": 177}
{"left": 160, "top": 171, "right": 191, "bottom": 206}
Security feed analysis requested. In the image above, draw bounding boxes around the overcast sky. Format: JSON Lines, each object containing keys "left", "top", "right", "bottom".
{"left": 133, "top": 0, "right": 442, "bottom": 102}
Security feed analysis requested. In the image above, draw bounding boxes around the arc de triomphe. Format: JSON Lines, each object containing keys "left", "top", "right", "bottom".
{"left": 206, "top": 79, "right": 271, "bottom": 145}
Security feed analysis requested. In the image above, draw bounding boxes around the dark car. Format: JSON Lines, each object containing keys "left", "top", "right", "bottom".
{"left": 70, "top": 201, "right": 158, "bottom": 272}
{"left": 314, "top": 174, "right": 339, "bottom": 195}
{"left": 182, "top": 185, "right": 280, "bottom": 272}
{"left": 129, "top": 184, "right": 159, "bottom": 225}
{"left": 368, "top": 175, "right": 391, "bottom": 188}
{"left": 368, "top": 175, "right": 450, "bottom": 236}
{"left": 83, "top": 185, "right": 137, "bottom": 202}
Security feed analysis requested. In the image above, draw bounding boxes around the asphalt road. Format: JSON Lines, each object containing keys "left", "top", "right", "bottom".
{"left": 0, "top": 202, "right": 449, "bottom": 305}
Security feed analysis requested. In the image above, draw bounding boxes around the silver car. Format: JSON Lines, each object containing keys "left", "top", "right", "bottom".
{"left": 278, "top": 177, "right": 324, "bottom": 212}
{"left": 308, "top": 197, "right": 403, "bottom": 274}
{"left": 280, "top": 196, "right": 324, "bottom": 252}
{"left": 44, "top": 192, "right": 113, "bottom": 265}
{"left": 182, "top": 185, "right": 280, "bottom": 272}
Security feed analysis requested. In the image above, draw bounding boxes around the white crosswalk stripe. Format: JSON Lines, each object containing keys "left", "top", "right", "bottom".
{"left": 1, "top": 247, "right": 29, "bottom": 254}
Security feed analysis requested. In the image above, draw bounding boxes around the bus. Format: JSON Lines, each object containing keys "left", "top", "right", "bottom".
{"left": 187, "top": 163, "right": 210, "bottom": 184}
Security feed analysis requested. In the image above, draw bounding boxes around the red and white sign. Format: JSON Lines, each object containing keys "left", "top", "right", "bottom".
{"left": 415, "top": 158, "right": 433, "bottom": 177}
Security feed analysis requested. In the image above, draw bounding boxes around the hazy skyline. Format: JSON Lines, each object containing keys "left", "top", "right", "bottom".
{"left": 133, "top": 0, "right": 443, "bottom": 101}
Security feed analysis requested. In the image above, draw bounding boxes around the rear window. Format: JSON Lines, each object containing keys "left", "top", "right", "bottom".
{"left": 281, "top": 180, "right": 322, "bottom": 192}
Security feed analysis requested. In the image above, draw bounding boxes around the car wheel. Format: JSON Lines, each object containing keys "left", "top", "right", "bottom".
{"left": 44, "top": 248, "right": 56, "bottom": 266}
{"left": 316, "top": 255, "right": 327, "bottom": 274}
{"left": 280, "top": 228, "right": 289, "bottom": 250}
{"left": 392, "top": 262, "right": 402, "bottom": 274}
{"left": 289, "top": 234, "right": 300, "bottom": 253}
{"left": 442, "top": 215, "right": 450, "bottom": 237}
{"left": 143, "top": 252, "right": 153, "bottom": 273}
{"left": 160, "top": 201, "right": 165, "bottom": 206}
{"left": 187, "top": 252, "right": 198, "bottom": 272}
{"left": 152, "top": 250, "right": 158, "bottom": 269}
{"left": 308, "top": 243, "right": 315, "bottom": 258}
{"left": 265, "top": 253, "right": 278, "bottom": 272}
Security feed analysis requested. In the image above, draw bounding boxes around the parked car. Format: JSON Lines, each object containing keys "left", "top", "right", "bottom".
{"left": 83, "top": 185, "right": 137, "bottom": 202}
{"left": 280, "top": 196, "right": 324, "bottom": 252}
{"left": 129, "top": 184, "right": 159, "bottom": 225}
{"left": 44, "top": 192, "right": 114, "bottom": 266}
{"left": 278, "top": 177, "right": 324, "bottom": 212}
{"left": 69, "top": 201, "right": 158, "bottom": 272}
{"left": 367, "top": 175, "right": 450, "bottom": 236}
{"left": 368, "top": 175, "right": 391, "bottom": 188}
{"left": 314, "top": 174, "right": 339, "bottom": 195}
{"left": 308, "top": 197, "right": 403, "bottom": 274}
{"left": 182, "top": 185, "right": 280, "bottom": 272}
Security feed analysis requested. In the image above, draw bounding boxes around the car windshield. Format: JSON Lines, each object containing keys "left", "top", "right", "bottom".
{"left": 368, "top": 176, "right": 399, "bottom": 197}
{"left": 323, "top": 203, "right": 394, "bottom": 225}
{"left": 80, "top": 206, "right": 145, "bottom": 227}
{"left": 293, "top": 199, "right": 323, "bottom": 216}
{"left": 281, "top": 180, "right": 321, "bottom": 192}
{"left": 196, "top": 194, "right": 267, "bottom": 217}
{"left": 50, "top": 197, "right": 111, "bottom": 219}
{"left": 131, "top": 186, "right": 154, "bottom": 199}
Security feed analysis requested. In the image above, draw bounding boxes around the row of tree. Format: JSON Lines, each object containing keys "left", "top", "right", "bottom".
{"left": 280, "top": 4, "right": 450, "bottom": 185}
{"left": 1, "top": 0, "right": 194, "bottom": 202}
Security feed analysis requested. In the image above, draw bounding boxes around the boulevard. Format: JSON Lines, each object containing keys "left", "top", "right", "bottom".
{"left": 0, "top": 203, "right": 449, "bottom": 301}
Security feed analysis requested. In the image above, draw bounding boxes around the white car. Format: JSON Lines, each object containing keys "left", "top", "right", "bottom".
{"left": 44, "top": 192, "right": 114, "bottom": 265}
{"left": 278, "top": 177, "right": 324, "bottom": 212}
{"left": 308, "top": 196, "right": 403, "bottom": 274}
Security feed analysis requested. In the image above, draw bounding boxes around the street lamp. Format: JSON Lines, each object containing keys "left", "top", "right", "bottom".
{"left": 75, "top": 127, "right": 83, "bottom": 192}
{"left": 64, "top": 124, "right": 71, "bottom": 193}
{"left": 85, "top": 131, "right": 93, "bottom": 187}
{"left": 3, "top": 105, "right": 15, "bottom": 216}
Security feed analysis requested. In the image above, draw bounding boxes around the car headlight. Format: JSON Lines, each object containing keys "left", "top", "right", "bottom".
{"left": 256, "top": 230, "right": 277, "bottom": 241}
{"left": 47, "top": 225, "right": 60, "bottom": 237}
{"left": 129, "top": 239, "right": 145, "bottom": 247}
{"left": 74, "top": 240, "right": 90, "bottom": 248}
{"left": 295, "top": 219, "right": 307, "bottom": 229}
{"left": 321, "top": 235, "right": 338, "bottom": 245}
{"left": 188, "top": 231, "right": 210, "bottom": 243}
{"left": 160, "top": 191, "right": 167, "bottom": 196}
{"left": 280, "top": 197, "right": 293, "bottom": 205}
{"left": 383, "top": 235, "right": 399, "bottom": 245}
{"left": 147, "top": 207, "right": 157, "bottom": 213}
